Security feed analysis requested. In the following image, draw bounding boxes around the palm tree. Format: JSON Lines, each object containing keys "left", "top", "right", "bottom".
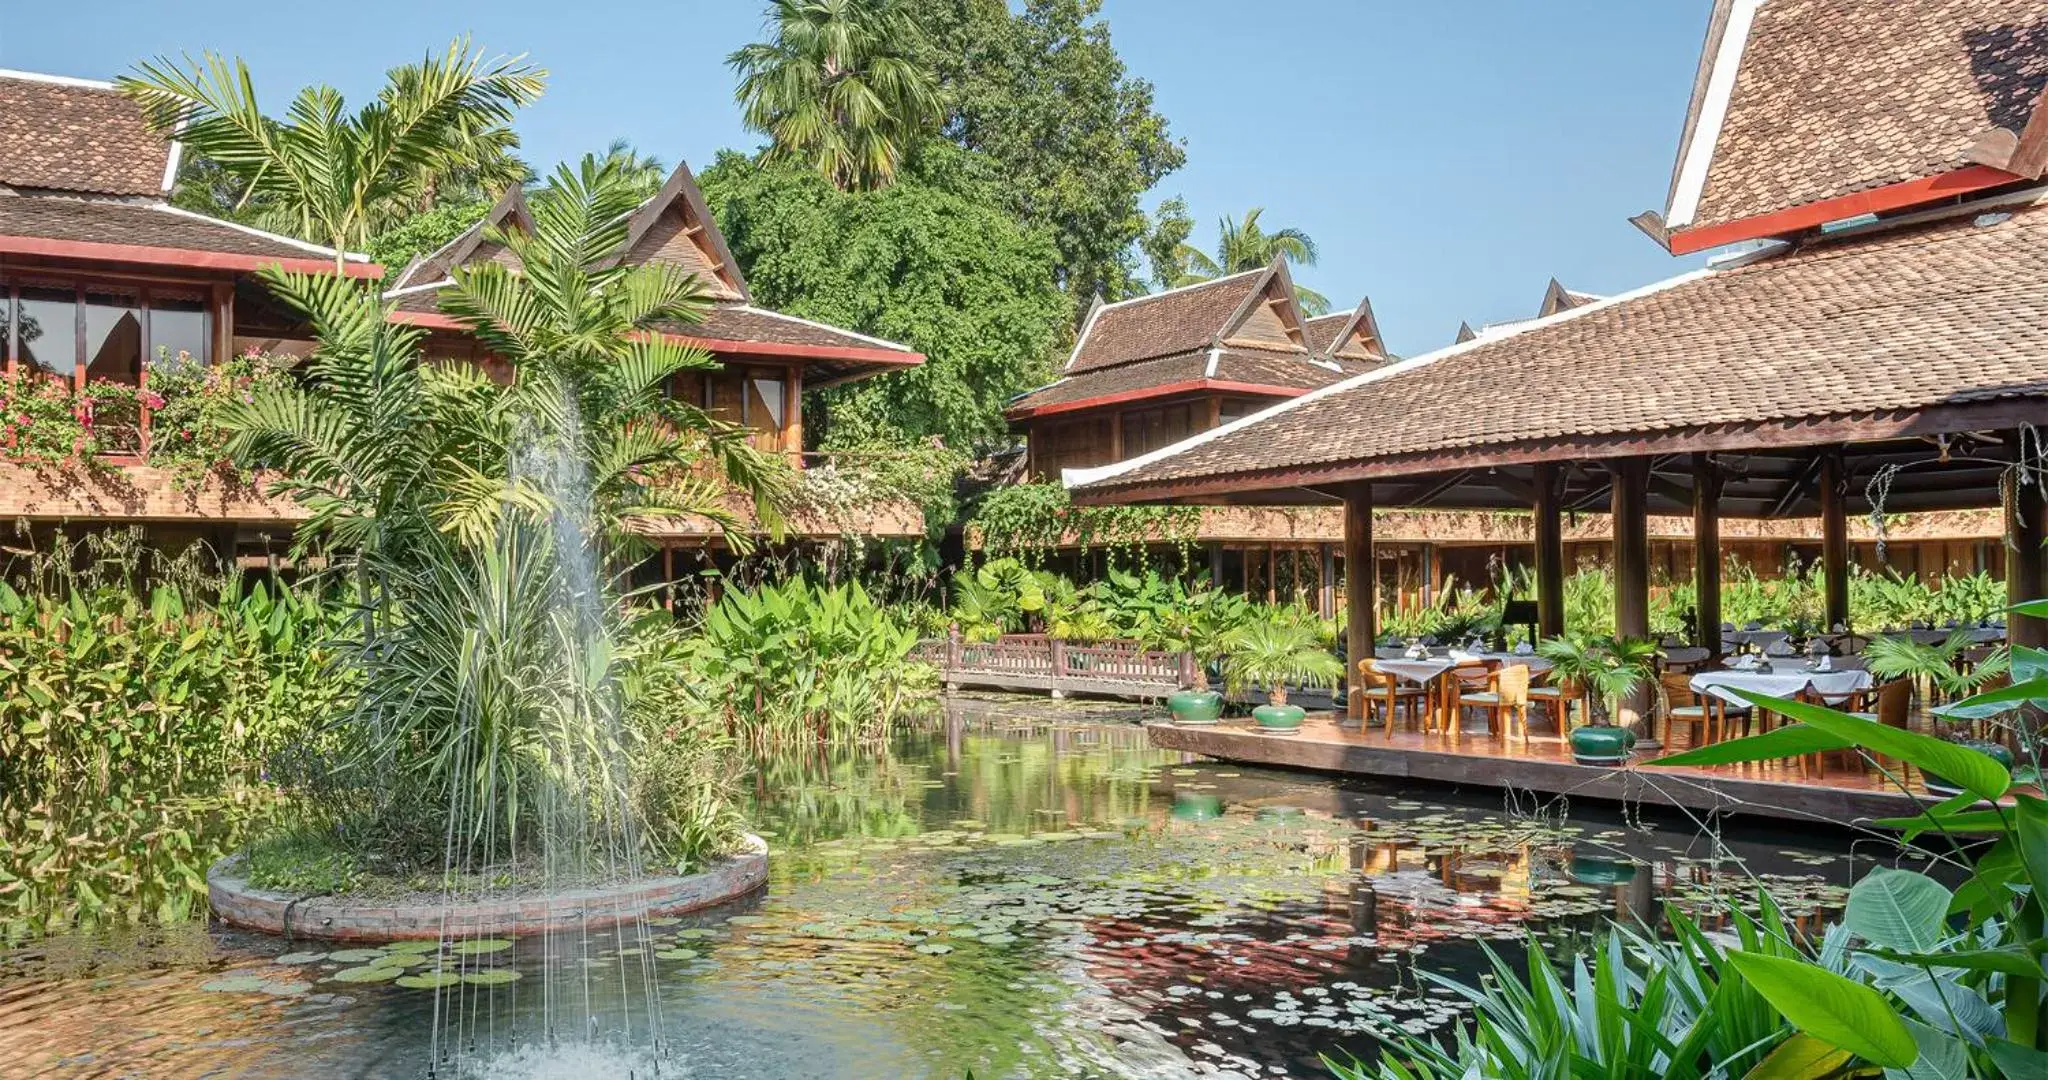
{"left": 729, "top": 0, "right": 943, "bottom": 190}
{"left": 1171, "top": 207, "right": 1330, "bottom": 315}
{"left": 119, "top": 38, "right": 546, "bottom": 272}
{"left": 598, "top": 138, "right": 671, "bottom": 199}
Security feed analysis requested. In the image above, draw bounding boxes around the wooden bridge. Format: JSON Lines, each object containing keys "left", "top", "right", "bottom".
{"left": 913, "top": 632, "right": 1195, "bottom": 699}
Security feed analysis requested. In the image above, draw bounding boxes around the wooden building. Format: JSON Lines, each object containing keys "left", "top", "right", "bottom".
{"left": 1069, "top": 0, "right": 2048, "bottom": 726}
{"left": 0, "top": 68, "right": 925, "bottom": 561}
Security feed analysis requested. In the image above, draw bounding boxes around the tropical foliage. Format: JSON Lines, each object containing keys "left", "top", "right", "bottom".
{"left": 968, "top": 480, "right": 1202, "bottom": 564}
{"left": 676, "top": 578, "right": 928, "bottom": 742}
{"left": 910, "top": 0, "right": 1186, "bottom": 306}
{"left": 1638, "top": 605, "right": 2048, "bottom": 1078}
{"left": 1163, "top": 206, "right": 1330, "bottom": 314}
{"left": 701, "top": 147, "right": 1069, "bottom": 452}
{"left": 1222, "top": 613, "right": 1344, "bottom": 708}
{"left": 121, "top": 38, "right": 544, "bottom": 269}
{"left": 730, "top": 0, "right": 943, "bottom": 191}
{"left": 1535, "top": 632, "right": 1659, "bottom": 726}
{"left": 0, "top": 532, "right": 354, "bottom": 940}
{"left": 228, "top": 157, "right": 776, "bottom": 872}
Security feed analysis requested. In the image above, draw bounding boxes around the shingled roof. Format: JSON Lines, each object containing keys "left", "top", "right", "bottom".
{"left": 384, "top": 163, "right": 918, "bottom": 385}
{"left": 1662, "top": 0, "right": 2048, "bottom": 239}
{"left": 1071, "top": 191, "right": 2048, "bottom": 502}
{"left": 1303, "top": 299, "right": 1390, "bottom": 364}
{"left": 0, "top": 70, "right": 174, "bottom": 197}
{"left": 1009, "top": 259, "right": 1364, "bottom": 419}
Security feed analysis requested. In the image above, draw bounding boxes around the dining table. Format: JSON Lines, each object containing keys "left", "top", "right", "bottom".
{"left": 1691, "top": 665, "right": 1873, "bottom": 708}
{"left": 1369, "top": 652, "right": 1556, "bottom": 732}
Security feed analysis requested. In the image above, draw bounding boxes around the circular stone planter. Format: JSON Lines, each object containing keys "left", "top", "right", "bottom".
{"left": 1252, "top": 703, "right": 1306, "bottom": 735}
{"left": 1167, "top": 689, "right": 1225, "bottom": 725}
{"left": 208, "top": 833, "right": 769, "bottom": 943}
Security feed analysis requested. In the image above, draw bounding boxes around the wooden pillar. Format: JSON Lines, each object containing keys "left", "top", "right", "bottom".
{"left": 1208, "top": 544, "right": 1223, "bottom": 588}
{"left": 1532, "top": 462, "right": 1565, "bottom": 639}
{"left": 1610, "top": 457, "right": 1652, "bottom": 733}
{"left": 1344, "top": 483, "right": 1376, "bottom": 720}
{"left": 1819, "top": 446, "right": 1851, "bottom": 629}
{"left": 2006, "top": 450, "right": 2047, "bottom": 649}
{"left": 1691, "top": 453, "right": 1723, "bottom": 659}
{"left": 1319, "top": 542, "right": 1337, "bottom": 619}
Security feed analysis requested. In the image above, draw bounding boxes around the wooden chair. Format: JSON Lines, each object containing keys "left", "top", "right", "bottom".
{"left": 1356, "top": 660, "right": 1427, "bottom": 738}
{"left": 1456, "top": 663, "right": 1532, "bottom": 740}
{"left": 1658, "top": 671, "right": 1713, "bottom": 750}
{"left": 1526, "top": 674, "right": 1582, "bottom": 734}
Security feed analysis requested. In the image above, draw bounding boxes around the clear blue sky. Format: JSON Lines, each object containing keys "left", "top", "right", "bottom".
{"left": 8, "top": 1, "right": 1713, "bottom": 358}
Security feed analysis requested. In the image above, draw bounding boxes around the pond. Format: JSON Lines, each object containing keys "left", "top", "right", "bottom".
{"left": 0, "top": 695, "right": 1892, "bottom": 1079}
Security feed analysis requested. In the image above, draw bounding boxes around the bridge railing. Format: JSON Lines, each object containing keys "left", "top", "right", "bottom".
{"left": 917, "top": 629, "right": 1195, "bottom": 698}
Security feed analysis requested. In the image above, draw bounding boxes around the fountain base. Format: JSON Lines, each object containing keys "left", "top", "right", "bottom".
{"left": 207, "top": 833, "right": 768, "bottom": 942}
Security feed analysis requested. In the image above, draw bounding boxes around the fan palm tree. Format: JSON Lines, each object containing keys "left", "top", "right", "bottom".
{"left": 119, "top": 38, "right": 546, "bottom": 272}
{"left": 729, "top": 0, "right": 943, "bottom": 190}
{"left": 1171, "top": 208, "right": 1330, "bottom": 315}
{"left": 599, "top": 138, "right": 671, "bottom": 198}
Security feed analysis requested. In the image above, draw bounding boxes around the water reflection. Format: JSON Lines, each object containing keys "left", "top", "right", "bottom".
{"left": 0, "top": 698, "right": 1873, "bottom": 1079}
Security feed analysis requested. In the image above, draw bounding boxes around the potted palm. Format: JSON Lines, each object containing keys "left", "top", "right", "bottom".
{"left": 1165, "top": 590, "right": 1237, "bottom": 724}
{"left": 1536, "top": 633, "right": 1659, "bottom": 764}
{"left": 1873, "top": 629, "right": 2017, "bottom": 793}
{"left": 1223, "top": 615, "right": 1345, "bottom": 735}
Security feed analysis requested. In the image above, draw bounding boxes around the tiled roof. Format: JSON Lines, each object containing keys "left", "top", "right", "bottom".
{"left": 670, "top": 305, "right": 914, "bottom": 353}
{"left": 0, "top": 72, "right": 173, "bottom": 197}
{"left": 1683, "top": 0, "right": 2048, "bottom": 230}
{"left": 1075, "top": 198, "right": 2048, "bottom": 495}
{"left": 1302, "top": 312, "right": 1351, "bottom": 355}
{"left": 0, "top": 195, "right": 339, "bottom": 261}
{"left": 1009, "top": 347, "right": 1355, "bottom": 415}
{"left": 1069, "top": 271, "right": 1268, "bottom": 373}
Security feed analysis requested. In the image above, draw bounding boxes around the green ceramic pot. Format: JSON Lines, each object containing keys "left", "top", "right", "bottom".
{"left": 1923, "top": 739, "right": 2013, "bottom": 797}
{"left": 1167, "top": 689, "right": 1225, "bottom": 725}
{"left": 1171, "top": 791, "right": 1224, "bottom": 821}
{"left": 1570, "top": 724, "right": 1636, "bottom": 766}
{"left": 1253, "top": 703, "right": 1305, "bottom": 735}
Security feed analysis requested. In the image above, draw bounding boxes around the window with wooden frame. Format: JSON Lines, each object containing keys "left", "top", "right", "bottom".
{"left": 2, "top": 276, "right": 214, "bottom": 386}
{"left": 1118, "top": 401, "right": 1195, "bottom": 458}
{"left": 1032, "top": 416, "right": 1113, "bottom": 478}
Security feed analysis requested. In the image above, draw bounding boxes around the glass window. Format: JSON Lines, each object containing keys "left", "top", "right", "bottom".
{"left": 15, "top": 287, "right": 78, "bottom": 378}
{"left": 85, "top": 290, "right": 143, "bottom": 384}
{"left": 1217, "top": 398, "right": 1260, "bottom": 426}
{"left": 148, "top": 294, "right": 210, "bottom": 369}
{"left": 745, "top": 370, "right": 786, "bottom": 451}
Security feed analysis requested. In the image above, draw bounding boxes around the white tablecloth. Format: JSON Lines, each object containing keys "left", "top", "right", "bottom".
{"left": 1450, "top": 650, "right": 1554, "bottom": 675}
{"left": 1691, "top": 667, "right": 1873, "bottom": 706}
{"left": 1373, "top": 658, "right": 1456, "bottom": 685}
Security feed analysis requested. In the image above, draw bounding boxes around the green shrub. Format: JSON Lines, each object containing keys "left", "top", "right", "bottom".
{"left": 0, "top": 532, "right": 354, "bottom": 940}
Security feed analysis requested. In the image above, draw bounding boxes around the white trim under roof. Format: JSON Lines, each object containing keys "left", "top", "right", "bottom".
{"left": 729, "top": 305, "right": 913, "bottom": 352}
{"left": 1666, "top": 0, "right": 1764, "bottom": 230}
{"left": 150, "top": 204, "right": 369, "bottom": 262}
{"left": 1064, "top": 266, "right": 1722, "bottom": 493}
{"left": 0, "top": 68, "right": 116, "bottom": 90}
{"left": 383, "top": 278, "right": 455, "bottom": 299}
{"left": 159, "top": 141, "right": 184, "bottom": 195}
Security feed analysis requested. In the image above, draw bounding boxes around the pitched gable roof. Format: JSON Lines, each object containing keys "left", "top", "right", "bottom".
{"left": 1303, "top": 299, "right": 1389, "bottom": 364}
{"left": 606, "top": 163, "right": 749, "bottom": 301}
{"left": 0, "top": 70, "right": 176, "bottom": 197}
{"left": 1066, "top": 268, "right": 1270, "bottom": 373}
{"left": 1538, "top": 278, "right": 1600, "bottom": 317}
{"left": 1659, "top": 0, "right": 2048, "bottom": 243}
{"left": 391, "top": 187, "right": 531, "bottom": 290}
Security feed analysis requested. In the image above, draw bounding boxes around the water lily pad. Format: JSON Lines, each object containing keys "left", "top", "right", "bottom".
{"left": 655, "top": 948, "right": 699, "bottom": 961}
{"left": 394, "top": 972, "right": 463, "bottom": 990}
{"left": 273, "top": 952, "right": 327, "bottom": 965}
{"left": 382, "top": 940, "right": 442, "bottom": 953}
{"left": 461, "top": 969, "right": 522, "bottom": 986}
{"left": 200, "top": 975, "right": 271, "bottom": 993}
{"left": 256, "top": 980, "right": 312, "bottom": 996}
{"left": 450, "top": 939, "right": 512, "bottom": 955}
{"left": 327, "top": 949, "right": 389, "bottom": 964}
{"left": 328, "top": 965, "right": 403, "bottom": 984}
{"left": 914, "top": 943, "right": 953, "bottom": 955}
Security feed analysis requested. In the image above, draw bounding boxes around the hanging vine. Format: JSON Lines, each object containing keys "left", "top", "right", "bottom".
{"left": 968, "top": 481, "right": 1201, "bottom": 567}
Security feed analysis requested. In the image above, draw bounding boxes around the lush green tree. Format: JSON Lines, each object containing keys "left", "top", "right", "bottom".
{"left": 1139, "top": 195, "right": 1195, "bottom": 292}
{"left": 730, "top": 0, "right": 942, "bottom": 191}
{"left": 700, "top": 147, "right": 1067, "bottom": 453}
{"left": 1170, "top": 207, "right": 1330, "bottom": 314}
{"left": 120, "top": 38, "right": 545, "bottom": 270}
{"left": 364, "top": 198, "right": 490, "bottom": 273}
{"left": 911, "top": 0, "right": 1185, "bottom": 309}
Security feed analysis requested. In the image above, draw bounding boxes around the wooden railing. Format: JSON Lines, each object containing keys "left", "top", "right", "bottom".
{"left": 916, "top": 630, "right": 1194, "bottom": 698}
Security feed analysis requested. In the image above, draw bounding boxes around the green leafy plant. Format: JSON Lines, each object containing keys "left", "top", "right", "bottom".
{"left": 1221, "top": 613, "right": 1343, "bottom": 708}
{"left": 1536, "top": 632, "right": 1658, "bottom": 726}
{"left": 968, "top": 481, "right": 1203, "bottom": 566}
{"left": 142, "top": 348, "right": 298, "bottom": 488}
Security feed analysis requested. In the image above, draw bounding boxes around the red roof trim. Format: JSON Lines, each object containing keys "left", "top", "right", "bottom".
{"left": 1007, "top": 379, "right": 1307, "bottom": 421}
{"left": 1666, "top": 165, "right": 2020, "bottom": 254}
{"left": 0, "top": 234, "right": 382, "bottom": 278}
{"left": 387, "top": 311, "right": 923, "bottom": 367}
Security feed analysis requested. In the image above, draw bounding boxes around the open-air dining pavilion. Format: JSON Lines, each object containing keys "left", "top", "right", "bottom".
{"left": 1066, "top": 186, "right": 2048, "bottom": 821}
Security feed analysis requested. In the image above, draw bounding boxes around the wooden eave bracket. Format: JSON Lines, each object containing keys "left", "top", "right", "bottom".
{"left": 1629, "top": 209, "right": 1673, "bottom": 252}
{"left": 1964, "top": 82, "right": 2048, "bottom": 179}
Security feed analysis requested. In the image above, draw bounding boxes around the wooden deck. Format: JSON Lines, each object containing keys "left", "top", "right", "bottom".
{"left": 1146, "top": 716, "right": 1941, "bottom": 825}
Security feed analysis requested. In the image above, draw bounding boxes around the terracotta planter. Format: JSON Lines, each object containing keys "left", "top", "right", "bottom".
{"left": 1570, "top": 724, "right": 1636, "bottom": 766}
{"left": 1167, "top": 689, "right": 1225, "bottom": 725}
{"left": 1252, "top": 703, "right": 1305, "bottom": 735}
